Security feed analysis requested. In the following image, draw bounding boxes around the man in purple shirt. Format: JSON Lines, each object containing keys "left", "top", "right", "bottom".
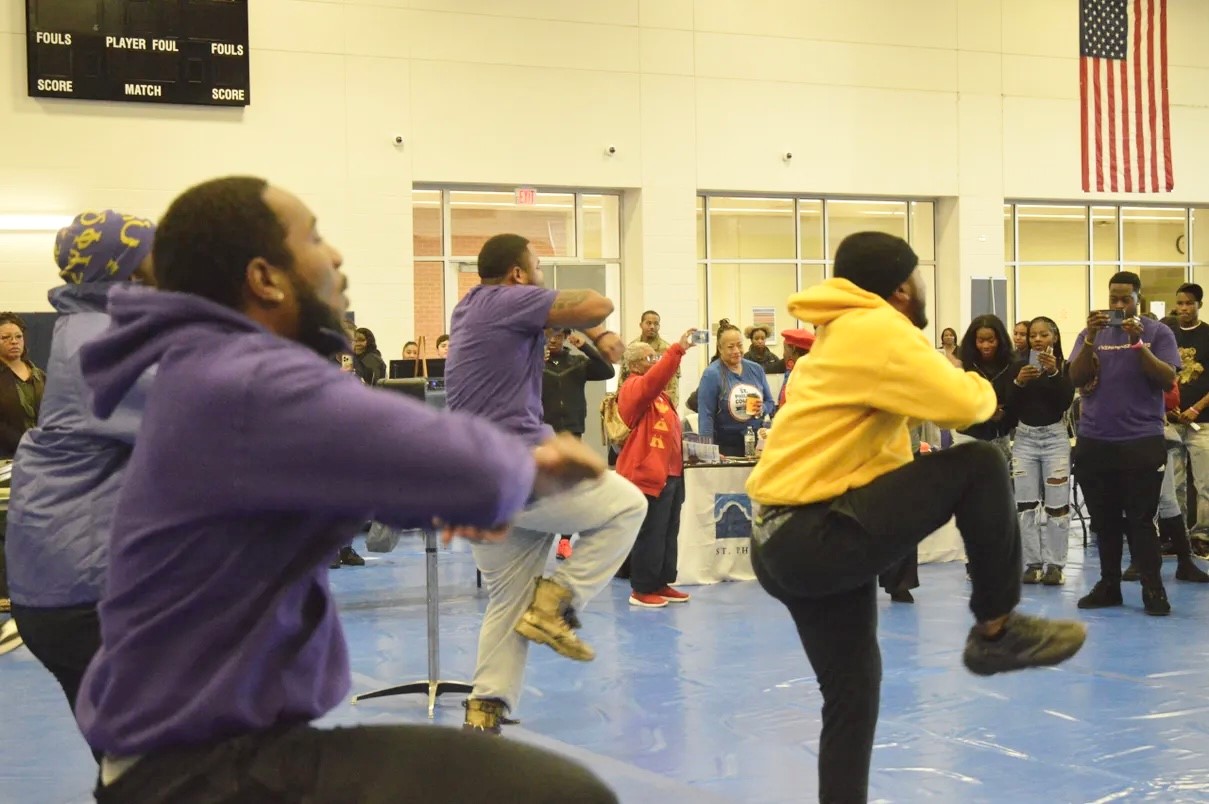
{"left": 446, "top": 234, "right": 647, "bottom": 734}
{"left": 1070, "top": 271, "right": 1180, "bottom": 615}
{"left": 77, "top": 177, "right": 617, "bottom": 803}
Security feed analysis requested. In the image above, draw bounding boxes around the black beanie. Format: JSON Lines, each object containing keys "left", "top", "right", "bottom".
{"left": 833, "top": 232, "right": 919, "bottom": 299}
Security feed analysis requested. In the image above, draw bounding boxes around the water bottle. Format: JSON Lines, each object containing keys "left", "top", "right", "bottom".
{"left": 756, "top": 415, "right": 771, "bottom": 455}
{"left": 744, "top": 428, "right": 756, "bottom": 458}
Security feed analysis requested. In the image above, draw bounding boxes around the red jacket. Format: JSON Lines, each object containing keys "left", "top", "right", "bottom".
{"left": 616, "top": 343, "right": 686, "bottom": 497}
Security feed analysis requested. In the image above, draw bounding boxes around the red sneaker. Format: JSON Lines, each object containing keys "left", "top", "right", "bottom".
{"left": 657, "top": 585, "right": 690, "bottom": 603}
{"left": 628, "top": 591, "right": 667, "bottom": 608}
{"left": 556, "top": 538, "right": 572, "bottom": 561}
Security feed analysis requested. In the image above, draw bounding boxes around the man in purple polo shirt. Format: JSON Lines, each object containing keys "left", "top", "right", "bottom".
{"left": 1070, "top": 271, "right": 1180, "bottom": 615}
{"left": 446, "top": 234, "right": 647, "bottom": 734}
{"left": 76, "top": 177, "right": 618, "bottom": 803}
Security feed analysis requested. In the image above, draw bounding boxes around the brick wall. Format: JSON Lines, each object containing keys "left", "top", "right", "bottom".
{"left": 412, "top": 261, "right": 444, "bottom": 357}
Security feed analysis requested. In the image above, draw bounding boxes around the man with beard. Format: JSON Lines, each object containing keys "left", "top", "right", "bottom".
{"left": 445, "top": 233, "right": 646, "bottom": 734}
{"left": 744, "top": 231, "right": 1087, "bottom": 803}
{"left": 74, "top": 178, "right": 617, "bottom": 803}
{"left": 1070, "top": 272, "right": 1180, "bottom": 615}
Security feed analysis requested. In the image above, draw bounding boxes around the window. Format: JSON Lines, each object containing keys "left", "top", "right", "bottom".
{"left": 449, "top": 190, "right": 575, "bottom": 258}
{"left": 698, "top": 194, "right": 938, "bottom": 357}
{"left": 411, "top": 189, "right": 623, "bottom": 349}
{"left": 1007, "top": 203, "right": 1204, "bottom": 340}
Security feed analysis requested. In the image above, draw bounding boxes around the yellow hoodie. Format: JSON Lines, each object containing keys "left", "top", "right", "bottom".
{"left": 746, "top": 278, "right": 997, "bottom": 507}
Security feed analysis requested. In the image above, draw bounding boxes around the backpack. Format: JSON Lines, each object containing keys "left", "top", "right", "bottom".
{"left": 600, "top": 391, "right": 631, "bottom": 448}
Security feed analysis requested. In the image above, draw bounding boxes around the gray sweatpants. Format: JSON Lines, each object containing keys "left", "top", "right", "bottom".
{"left": 469, "top": 471, "right": 646, "bottom": 711}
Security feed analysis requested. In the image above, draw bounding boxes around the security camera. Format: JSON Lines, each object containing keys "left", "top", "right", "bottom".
{"left": 782, "top": 151, "right": 793, "bottom": 162}
{"left": 605, "top": 145, "right": 617, "bottom": 156}
{"left": 393, "top": 135, "right": 404, "bottom": 146}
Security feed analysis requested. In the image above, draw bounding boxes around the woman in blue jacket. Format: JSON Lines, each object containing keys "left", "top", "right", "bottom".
{"left": 697, "top": 319, "right": 776, "bottom": 457}
{"left": 5, "top": 211, "right": 155, "bottom": 755}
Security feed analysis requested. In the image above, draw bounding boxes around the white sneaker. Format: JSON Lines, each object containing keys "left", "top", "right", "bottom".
{"left": 0, "top": 619, "right": 22, "bottom": 656}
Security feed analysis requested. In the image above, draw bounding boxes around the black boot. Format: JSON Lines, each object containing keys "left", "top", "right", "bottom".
{"left": 1078, "top": 580, "right": 1123, "bottom": 609}
{"left": 1142, "top": 582, "right": 1172, "bottom": 616}
{"left": 1163, "top": 515, "right": 1209, "bottom": 582}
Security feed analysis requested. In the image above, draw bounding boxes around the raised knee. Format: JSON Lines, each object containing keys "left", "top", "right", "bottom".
{"left": 960, "top": 439, "right": 1004, "bottom": 469}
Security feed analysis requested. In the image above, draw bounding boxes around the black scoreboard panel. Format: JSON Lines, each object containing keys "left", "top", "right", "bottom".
{"left": 26, "top": 0, "right": 250, "bottom": 107}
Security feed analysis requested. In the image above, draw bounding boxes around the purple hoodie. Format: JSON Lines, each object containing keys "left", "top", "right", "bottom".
{"left": 74, "top": 286, "right": 536, "bottom": 755}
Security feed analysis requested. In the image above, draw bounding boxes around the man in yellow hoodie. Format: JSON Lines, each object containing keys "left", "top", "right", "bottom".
{"left": 747, "top": 232, "right": 1087, "bottom": 803}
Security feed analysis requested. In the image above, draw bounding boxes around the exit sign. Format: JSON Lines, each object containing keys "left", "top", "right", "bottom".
{"left": 514, "top": 187, "right": 537, "bottom": 205}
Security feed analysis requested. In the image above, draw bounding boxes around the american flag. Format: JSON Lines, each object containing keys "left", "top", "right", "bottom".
{"left": 1080, "top": 0, "right": 1173, "bottom": 193}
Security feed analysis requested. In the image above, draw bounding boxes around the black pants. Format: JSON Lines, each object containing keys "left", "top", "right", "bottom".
{"left": 96, "top": 723, "right": 617, "bottom": 804}
{"left": 716, "top": 429, "right": 747, "bottom": 458}
{"left": 630, "top": 475, "right": 685, "bottom": 594}
{"left": 878, "top": 552, "right": 919, "bottom": 594}
{"left": 10, "top": 602, "right": 103, "bottom": 757}
{"left": 0, "top": 508, "right": 8, "bottom": 600}
{"left": 751, "top": 442, "right": 1021, "bottom": 803}
{"left": 1076, "top": 435, "right": 1166, "bottom": 586}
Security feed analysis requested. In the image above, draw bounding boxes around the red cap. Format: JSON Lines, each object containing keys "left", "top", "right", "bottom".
{"left": 781, "top": 329, "right": 815, "bottom": 351}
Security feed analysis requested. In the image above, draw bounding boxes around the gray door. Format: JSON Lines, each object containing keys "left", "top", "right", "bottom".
{"left": 546, "top": 264, "right": 609, "bottom": 458}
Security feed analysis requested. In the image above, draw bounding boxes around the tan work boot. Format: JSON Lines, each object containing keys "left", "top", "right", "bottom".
{"left": 463, "top": 698, "right": 507, "bottom": 735}
{"left": 514, "top": 577, "right": 595, "bottom": 661}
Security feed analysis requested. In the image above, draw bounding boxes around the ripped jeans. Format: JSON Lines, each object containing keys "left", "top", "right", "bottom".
{"left": 1012, "top": 421, "right": 1071, "bottom": 569}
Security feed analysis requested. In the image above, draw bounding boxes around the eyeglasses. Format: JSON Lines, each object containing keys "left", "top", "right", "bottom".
{"left": 0, "top": 335, "right": 23, "bottom": 343}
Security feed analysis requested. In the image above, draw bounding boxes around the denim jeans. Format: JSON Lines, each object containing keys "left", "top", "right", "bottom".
{"left": 1159, "top": 445, "right": 1182, "bottom": 520}
{"left": 1166, "top": 422, "right": 1209, "bottom": 535}
{"left": 1012, "top": 422, "right": 1071, "bottom": 569}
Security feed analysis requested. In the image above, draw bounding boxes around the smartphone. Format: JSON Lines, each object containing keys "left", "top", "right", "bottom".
{"left": 1100, "top": 309, "right": 1126, "bottom": 327}
{"left": 691, "top": 329, "right": 710, "bottom": 344}
{"left": 340, "top": 354, "right": 353, "bottom": 369}
{"left": 1028, "top": 349, "right": 1042, "bottom": 368}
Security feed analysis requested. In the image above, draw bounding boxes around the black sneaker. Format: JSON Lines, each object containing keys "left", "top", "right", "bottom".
{"left": 1077, "top": 581, "right": 1123, "bottom": 609}
{"left": 339, "top": 546, "right": 365, "bottom": 567}
{"left": 1142, "top": 586, "right": 1172, "bottom": 616}
{"left": 1122, "top": 564, "right": 1140, "bottom": 582}
{"left": 962, "top": 612, "right": 1087, "bottom": 676}
{"left": 889, "top": 590, "right": 914, "bottom": 604}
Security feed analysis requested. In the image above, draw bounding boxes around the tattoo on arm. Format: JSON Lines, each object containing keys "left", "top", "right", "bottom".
{"left": 551, "top": 290, "right": 591, "bottom": 311}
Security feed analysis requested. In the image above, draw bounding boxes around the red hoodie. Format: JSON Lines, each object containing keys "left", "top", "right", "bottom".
{"left": 616, "top": 343, "right": 686, "bottom": 497}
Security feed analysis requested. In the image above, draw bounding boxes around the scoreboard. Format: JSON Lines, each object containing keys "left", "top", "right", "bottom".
{"left": 26, "top": 0, "right": 250, "bottom": 107}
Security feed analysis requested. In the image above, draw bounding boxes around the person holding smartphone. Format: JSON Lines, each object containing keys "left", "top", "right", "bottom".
{"left": 1006, "top": 317, "right": 1075, "bottom": 586}
{"left": 1069, "top": 272, "right": 1180, "bottom": 615}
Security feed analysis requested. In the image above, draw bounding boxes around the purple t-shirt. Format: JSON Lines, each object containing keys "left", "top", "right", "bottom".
{"left": 1071, "top": 316, "right": 1180, "bottom": 441}
{"left": 445, "top": 283, "right": 558, "bottom": 445}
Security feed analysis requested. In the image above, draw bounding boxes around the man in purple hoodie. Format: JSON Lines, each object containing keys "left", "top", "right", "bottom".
{"left": 75, "top": 176, "right": 617, "bottom": 803}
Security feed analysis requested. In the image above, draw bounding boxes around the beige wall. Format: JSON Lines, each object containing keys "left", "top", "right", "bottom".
{"left": 3, "top": 0, "right": 1209, "bottom": 360}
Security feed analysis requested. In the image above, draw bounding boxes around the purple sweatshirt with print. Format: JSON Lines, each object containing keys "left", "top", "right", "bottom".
{"left": 74, "top": 286, "right": 536, "bottom": 755}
